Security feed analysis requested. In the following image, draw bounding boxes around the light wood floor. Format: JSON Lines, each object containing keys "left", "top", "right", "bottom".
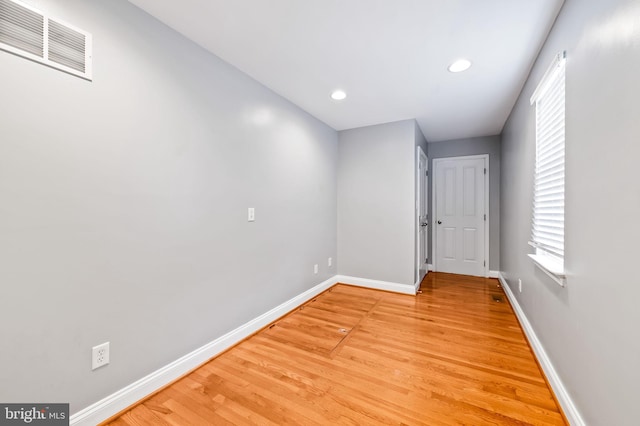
{"left": 105, "top": 273, "right": 567, "bottom": 425}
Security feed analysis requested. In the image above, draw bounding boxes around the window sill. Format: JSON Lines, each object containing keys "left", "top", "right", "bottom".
{"left": 528, "top": 254, "right": 566, "bottom": 287}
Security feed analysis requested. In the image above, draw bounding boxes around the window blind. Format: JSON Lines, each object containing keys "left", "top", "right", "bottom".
{"left": 530, "top": 52, "right": 566, "bottom": 260}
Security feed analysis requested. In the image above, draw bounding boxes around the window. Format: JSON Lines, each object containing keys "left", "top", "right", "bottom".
{"left": 528, "top": 51, "right": 566, "bottom": 286}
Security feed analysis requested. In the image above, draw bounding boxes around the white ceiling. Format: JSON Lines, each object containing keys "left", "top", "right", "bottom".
{"left": 128, "top": 0, "right": 564, "bottom": 142}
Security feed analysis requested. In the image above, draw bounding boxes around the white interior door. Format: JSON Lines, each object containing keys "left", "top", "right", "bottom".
{"left": 434, "top": 156, "right": 487, "bottom": 277}
{"left": 418, "top": 149, "right": 428, "bottom": 273}
{"left": 416, "top": 148, "right": 429, "bottom": 282}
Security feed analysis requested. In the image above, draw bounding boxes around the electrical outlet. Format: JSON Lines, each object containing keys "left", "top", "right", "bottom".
{"left": 519, "top": 279, "right": 522, "bottom": 293}
{"left": 92, "top": 342, "right": 110, "bottom": 370}
{"left": 328, "top": 257, "right": 332, "bottom": 267}
{"left": 314, "top": 264, "right": 318, "bottom": 274}
{"left": 247, "top": 208, "right": 255, "bottom": 222}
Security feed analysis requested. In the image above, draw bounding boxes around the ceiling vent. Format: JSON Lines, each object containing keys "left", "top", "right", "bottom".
{"left": 0, "top": 0, "right": 92, "bottom": 80}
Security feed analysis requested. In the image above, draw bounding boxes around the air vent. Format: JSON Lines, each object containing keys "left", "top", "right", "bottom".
{"left": 0, "top": 0, "right": 92, "bottom": 80}
{"left": 0, "top": 0, "right": 43, "bottom": 56}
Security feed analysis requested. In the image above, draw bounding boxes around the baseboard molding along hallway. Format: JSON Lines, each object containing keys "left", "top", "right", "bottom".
{"left": 72, "top": 273, "right": 583, "bottom": 426}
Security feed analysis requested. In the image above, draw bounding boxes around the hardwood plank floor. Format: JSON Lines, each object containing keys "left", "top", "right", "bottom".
{"left": 105, "top": 273, "right": 567, "bottom": 425}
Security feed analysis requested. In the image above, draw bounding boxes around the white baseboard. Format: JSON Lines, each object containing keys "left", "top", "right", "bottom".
{"left": 71, "top": 274, "right": 419, "bottom": 425}
{"left": 74, "top": 272, "right": 583, "bottom": 425}
{"left": 427, "top": 264, "right": 434, "bottom": 271}
{"left": 70, "top": 276, "right": 336, "bottom": 426}
{"left": 335, "top": 275, "right": 417, "bottom": 295}
{"left": 498, "top": 273, "right": 585, "bottom": 426}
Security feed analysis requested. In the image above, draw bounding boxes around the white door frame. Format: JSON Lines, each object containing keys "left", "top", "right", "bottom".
{"left": 431, "top": 154, "right": 489, "bottom": 277}
{"left": 415, "top": 146, "right": 428, "bottom": 285}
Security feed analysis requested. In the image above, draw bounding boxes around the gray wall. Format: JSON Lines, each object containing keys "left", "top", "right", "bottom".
{"left": 0, "top": 0, "right": 337, "bottom": 413}
{"left": 337, "top": 120, "right": 416, "bottom": 285}
{"left": 500, "top": 0, "right": 640, "bottom": 423}
{"left": 427, "top": 136, "right": 501, "bottom": 270}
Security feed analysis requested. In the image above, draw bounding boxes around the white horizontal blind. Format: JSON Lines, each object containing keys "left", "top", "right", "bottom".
{"left": 530, "top": 52, "right": 566, "bottom": 260}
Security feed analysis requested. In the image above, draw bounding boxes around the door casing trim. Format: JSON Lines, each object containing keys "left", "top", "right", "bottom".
{"left": 415, "top": 146, "right": 429, "bottom": 284}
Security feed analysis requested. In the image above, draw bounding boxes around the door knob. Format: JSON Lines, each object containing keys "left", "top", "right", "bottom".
{"left": 437, "top": 220, "right": 442, "bottom": 224}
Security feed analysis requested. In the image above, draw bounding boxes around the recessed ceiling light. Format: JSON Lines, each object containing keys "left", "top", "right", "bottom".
{"left": 448, "top": 59, "right": 472, "bottom": 73}
{"left": 330, "top": 90, "right": 347, "bottom": 100}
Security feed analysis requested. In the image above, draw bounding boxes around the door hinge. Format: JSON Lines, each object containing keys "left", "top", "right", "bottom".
{"left": 484, "top": 168, "right": 486, "bottom": 175}
{"left": 426, "top": 170, "right": 429, "bottom": 177}
{"left": 484, "top": 214, "right": 486, "bottom": 221}
{"left": 484, "top": 260, "right": 486, "bottom": 267}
